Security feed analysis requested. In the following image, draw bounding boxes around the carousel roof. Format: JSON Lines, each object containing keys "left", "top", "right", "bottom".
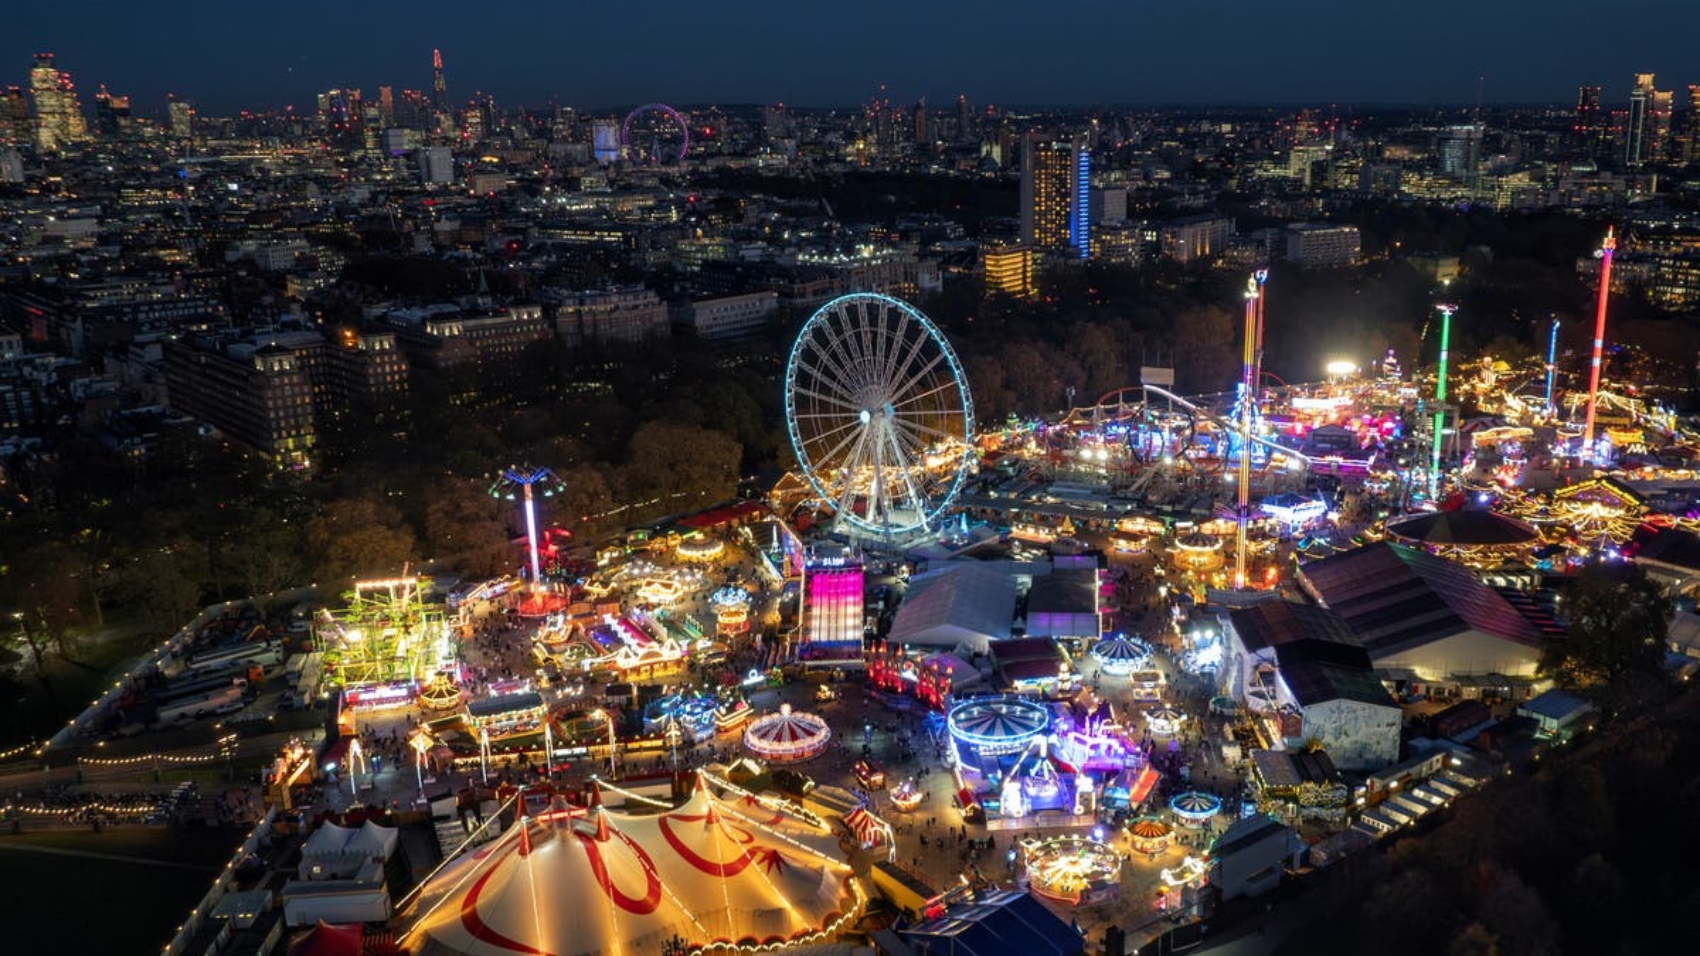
{"left": 404, "top": 784, "right": 857, "bottom": 956}
{"left": 1169, "top": 792, "right": 1221, "bottom": 815}
{"left": 1385, "top": 509, "right": 1539, "bottom": 547}
{"left": 1130, "top": 819, "right": 1172, "bottom": 839}
{"left": 1090, "top": 637, "right": 1150, "bottom": 662}
{"left": 948, "top": 697, "right": 1050, "bottom": 742}
{"left": 1176, "top": 531, "right": 1222, "bottom": 551}
{"left": 743, "top": 705, "right": 831, "bottom": 749}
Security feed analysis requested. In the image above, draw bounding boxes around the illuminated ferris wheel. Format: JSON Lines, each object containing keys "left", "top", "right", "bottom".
{"left": 784, "top": 293, "right": 975, "bottom": 539}
{"left": 620, "top": 102, "right": 690, "bottom": 163}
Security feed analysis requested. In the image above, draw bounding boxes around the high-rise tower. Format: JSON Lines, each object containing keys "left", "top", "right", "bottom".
{"left": 431, "top": 49, "right": 447, "bottom": 110}
{"left": 1625, "top": 73, "right": 1655, "bottom": 167}
{"left": 1020, "top": 131, "right": 1090, "bottom": 259}
{"left": 1574, "top": 85, "right": 1606, "bottom": 159}
{"left": 29, "top": 53, "right": 86, "bottom": 152}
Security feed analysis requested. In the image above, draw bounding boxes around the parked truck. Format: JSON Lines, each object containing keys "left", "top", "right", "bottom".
{"left": 156, "top": 685, "right": 244, "bottom": 724}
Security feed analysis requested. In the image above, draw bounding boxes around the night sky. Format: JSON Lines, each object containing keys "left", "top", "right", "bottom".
{"left": 9, "top": 1, "right": 1700, "bottom": 116}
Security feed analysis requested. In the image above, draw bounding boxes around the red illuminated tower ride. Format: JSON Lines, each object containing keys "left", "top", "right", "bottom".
{"left": 1581, "top": 228, "right": 1615, "bottom": 463}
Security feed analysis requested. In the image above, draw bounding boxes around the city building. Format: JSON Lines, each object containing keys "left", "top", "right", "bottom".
{"left": 0, "top": 86, "right": 29, "bottom": 144}
{"left": 167, "top": 94, "right": 194, "bottom": 139}
{"left": 982, "top": 242, "right": 1036, "bottom": 297}
{"left": 417, "top": 146, "right": 454, "bottom": 184}
{"left": 1159, "top": 214, "right": 1233, "bottom": 264}
{"left": 1438, "top": 125, "right": 1482, "bottom": 194}
{"left": 1574, "top": 84, "right": 1607, "bottom": 159}
{"left": 1088, "top": 185, "right": 1127, "bottom": 225}
{"left": 0, "top": 147, "right": 21, "bottom": 184}
{"left": 29, "top": 53, "right": 86, "bottom": 152}
{"left": 670, "top": 291, "right": 778, "bottom": 343}
{"left": 381, "top": 303, "right": 553, "bottom": 394}
{"left": 163, "top": 336, "right": 316, "bottom": 467}
{"left": 1626, "top": 73, "right": 1657, "bottom": 167}
{"left": 92, "top": 85, "right": 132, "bottom": 138}
{"left": 546, "top": 285, "right": 669, "bottom": 347}
{"left": 1285, "top": 223, "right": 1361, "bottom": 267}
{"left": 1020, "top": 131, "right": 1089, "bottom": 259}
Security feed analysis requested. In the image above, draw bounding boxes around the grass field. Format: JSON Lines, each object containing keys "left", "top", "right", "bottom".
{"left": 0, "top": 826, "right": 245, "bottom": 954}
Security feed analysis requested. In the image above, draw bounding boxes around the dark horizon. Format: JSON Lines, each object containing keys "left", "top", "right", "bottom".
{"left": 8, "top": 1, "right": 1700, "bottom": 118}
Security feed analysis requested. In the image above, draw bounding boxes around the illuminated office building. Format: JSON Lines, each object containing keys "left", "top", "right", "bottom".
{"left": 0, "top": 87, "right": 29, "bottom": 144}
{"left": 982, "top": 242, "right": 1036, "bottom": 297}
{"left": 1021, "top": 131, "right": 1090, "bottom": 259}
{"left": 1625, "top": 73, "right": 1662, "bottom": 167}
{"left": 167, "top": 95, "right": 194, "bottom": 139}
{"left": 93, "top": 85, "right": 132, "bottom": 139}
{"left": 29, "top": 53, "right": 86, "bottom": 152}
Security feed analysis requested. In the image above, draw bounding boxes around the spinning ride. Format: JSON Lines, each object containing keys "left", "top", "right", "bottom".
{"left": 1168, "top": 791, "right": 1222, "bottom": 827}
{"left": 1022, "top": 835, "right": 1124, "bottom": 906}
{"left": 785, "top": 293, "right": 974, "bottom": 539}
{"left": 743, "top": 704, "right": 832, "bottom": 763}
{"left": 947, "top": 697, "right": 1050, "bottom": 758}
{"left": 1090, "top": 636, "right": 1152, "bottom": 676}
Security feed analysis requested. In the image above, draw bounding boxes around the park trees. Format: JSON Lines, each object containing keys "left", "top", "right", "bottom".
{"left": 1538, "top": 563, "right": 1670, "bottom": 711}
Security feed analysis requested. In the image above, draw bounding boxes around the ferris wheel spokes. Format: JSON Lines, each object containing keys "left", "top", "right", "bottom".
{"left": 783, "top": 293, "right": 974, "bottom": 539}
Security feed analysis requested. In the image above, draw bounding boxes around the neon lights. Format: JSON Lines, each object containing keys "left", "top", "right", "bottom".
{"left": 1582, "top": 228, "right": 1616, "bottom": 462}
{"left": 947, "top": 697, "right": 1050, "bottom": 756}
{"left": 1430, "top": 304, "right": 1456, "bottom": 498}
{"left": 742, "top": 703, "right": 832, "bottom": 763}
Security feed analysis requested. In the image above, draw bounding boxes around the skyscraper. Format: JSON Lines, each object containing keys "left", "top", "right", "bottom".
{"left": 1439, "top": 125, "right": 1483, "bottom": 195}
{"left": 93, "top": 85, "right": 132, "bottom": 139}
{"left": 1625, "top": 73, "right": 1655, "bottom": 166}
{"left": 0, "top": 86, "right": 30, "bottom": 145}
{"left": 1650, "top": 88, "right": 1674, "bottom": 162}
{"left": 167, "top": 94, "right": 194, "bottom": 139}
{"left": 1020, "top": 131, "right": 1090, "bottom": 259}
{"left": 1574, "top": 85, "right": 1606, "bottom": 159}
{"left": 1686, "top": 85, "right": 1700, "bottom": 164}
{"left": 912, "top": 97, "right": 928, "bottom": 146}
{"left": 29, "top": 53, "right": 86, "bottom": 152}
{"left": 431, "top": 49, "right": 447, "bottom": 110}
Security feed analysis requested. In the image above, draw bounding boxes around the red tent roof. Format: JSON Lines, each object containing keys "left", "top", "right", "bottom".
{"left": 677, "top": 501, "right": 767, "bottom": 529}
{"left": 288, "top": 921, "right": 362, "bottom": 956}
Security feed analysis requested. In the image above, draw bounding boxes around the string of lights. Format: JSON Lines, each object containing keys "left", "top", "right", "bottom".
{"left": 77, "top": 735, "right": 238, "bottom": 767}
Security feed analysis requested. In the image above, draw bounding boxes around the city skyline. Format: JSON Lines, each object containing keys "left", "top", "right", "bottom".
{"left": 8, "top": 1, "right": 1700, "bottom": 115}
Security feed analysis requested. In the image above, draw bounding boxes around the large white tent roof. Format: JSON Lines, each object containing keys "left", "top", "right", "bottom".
{"left": 404, "top": 783, "right": 861, "bottom": 956}
{"left": 889, "top": 563, "right": 1016, "bottom": 654}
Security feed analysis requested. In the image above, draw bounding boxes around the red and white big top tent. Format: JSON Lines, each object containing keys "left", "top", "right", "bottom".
{"left": 402, "top": 781, "right": 863, "bottom": 956}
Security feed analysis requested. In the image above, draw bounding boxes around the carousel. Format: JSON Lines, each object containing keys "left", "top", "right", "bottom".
{"left": 402, "top": 781, "right": 863, "bottom": 956}
{"left": 419, "top": 675, "right": 462, "bottom": 712}
{"left": 709, "top": 587, "right": 752, "bottom": 634}
{"left": 1172, "top": 532, "right": 1225, "bottom": 574}
{"left": 1090, "top": 636, "right": 1153, "bottom": 676}
{"left": 676, "top": 536, "right": 726, "bottom": 562}
{"left": 743, "top": 704, "right": 832, "bottom": 763}
{"left": 1168, "top": 791, "right": 1222, "bottom": 828}
{"left": 947, "top": 697, "right": 1051, "bottom": 758}
{"left": 889, "top": 779, "right": 924, "bottom": 812}
{"left": 1022, "top": 835, "right": 1124, "bottom": 906}
{"left": 1145, "top": 706, "right": 1187, "bottom": 737}
{"left": 1128, "top": 817, "right": 1175, "bottom": 854}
